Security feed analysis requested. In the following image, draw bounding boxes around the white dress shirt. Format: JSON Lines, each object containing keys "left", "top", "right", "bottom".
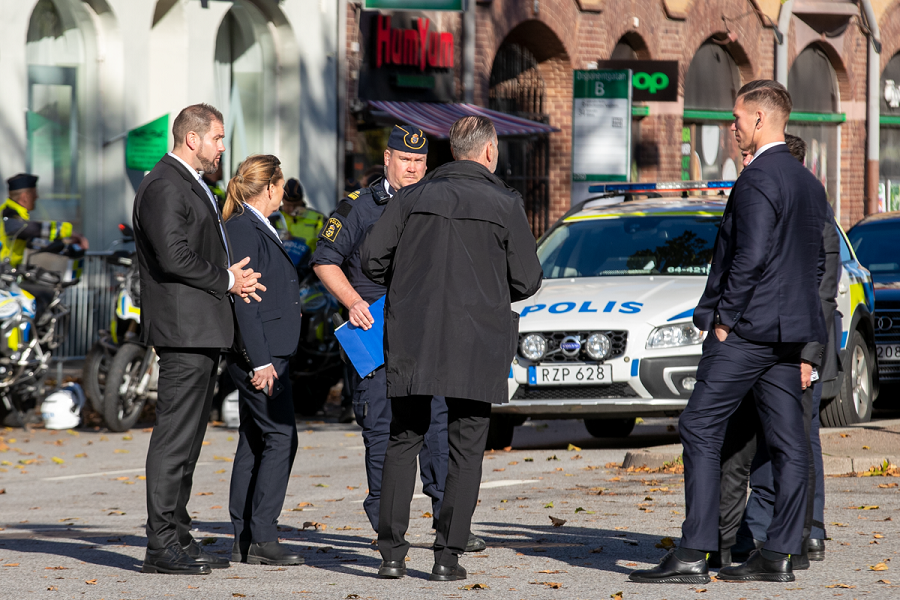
{"left": 166, "top": 152, "right": 234, "bottom": 291}
{"left": 747, "top": 141, "right": 786, "bottom": 165}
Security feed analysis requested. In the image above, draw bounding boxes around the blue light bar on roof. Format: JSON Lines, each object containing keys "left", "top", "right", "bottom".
{"left": 587, "top": 180, "right": 736, "bottom": 193}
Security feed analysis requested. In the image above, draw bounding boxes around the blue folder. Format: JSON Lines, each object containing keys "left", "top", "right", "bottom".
{"left": 334, "top": 296, "right": 385, "bottom": 378}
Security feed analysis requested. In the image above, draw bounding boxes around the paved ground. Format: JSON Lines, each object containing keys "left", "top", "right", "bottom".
{"left": 0, "top": 416, "right": 898, "bottom": 599}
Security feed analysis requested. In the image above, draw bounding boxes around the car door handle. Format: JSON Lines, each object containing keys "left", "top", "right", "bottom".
{"left": 838, "top": 283, "right": 848, "bottom": 295}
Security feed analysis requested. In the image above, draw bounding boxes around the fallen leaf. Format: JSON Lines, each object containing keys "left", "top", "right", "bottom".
{"left": 3, "top": 563, "right": 20, "bottom": 567}
{"left": 530, "top": 581, "right": 563, "bottom": 589}
{"left": 870, "top": 562, "right": 889, "bottom": 571}
{"left": 549, "top": 515, "right": 567, "bottom": 527}
{"left": 610, "top": 592, "right": 623, "bottom": 599}
{"left": 85, "top": 579, "right": 97, "bottom": 585}
{"left": 547, "top": 455, "right": 559, "bottom": 461}
{"left": 574, "top": 507, "right": 595, "bottom": 514}
{"left": 108, "top": 510, "right": 126, "bottom": 516}
{"left": 210, "top": 505, "right": 223, "bottom": 509}
{"left": 214, "top": 455, "right": 234, "bottom": 462}
{"left": 695, "top": 589, "right": 707, "bottom": 593}
{"left": 345, "top": 595, "right": 360, "bottom": 599}
{"left": 567, "top": 444, "right": 581, "bottom": 452}
{"left": 51, "top": 456, "right": 64, "bottom": 464}
{"left": 215, "top": 469, "right": 227, "bottom": 474}
{"left": 301, "top": 521, "right": 326, "bottom": 530}
{"left": 544, "top": 502, "right": 554, "bottom": 508}
{"left": 114, "top": 476, "right": 129, "bottom": 481}
{"left": 832, "top": 522, "right": 847, "bottom": 527}
{"left": 508, "top": 461, "right": 518, "bottom": 465}
{"left": 875, "top": 534, "right": 885, "bottom": 539}
{"left": 47, "top": 586, "right": 57, "bottom": 591}
{"left": 851, "top": 505, "right": 880, "bottom": 510}
{"left": 826, "top": 583, "right": 855, "bottom": 588}
{"left": 74, "top": 453, "right": 87, "bottom": 458}
{"left": 493, "top": 468, "right": 505, "bottom": 472}
{"left": 537, "top": 570, "right": 566, "bottom": 574}
{"left": 840, "top": 433, "right": 851, "bottom": 438}
{"left": 113, "top": 449, "right": 129, "bottom": 454}
{"left": 45, "top": 566, "right": 68, "bottom": 570}
{"left": 655, "top": 536, "right": 676, "bottom": 549}
{"left": 136, "top": 475, "right": 146, "bottom": 480}
{"left": 123, "top": 434, "right": 133, "bottom": 440}
{"left": 233, "top": 595, "right": 246, "bottom": 598}
{"left": 877, "top": 579, "right": 892, "bottom": 584}
{"left": 878, "top": 483, "right": 899, "bottom": 488}
{"left": 459, "top": 583, "right": 490, "bottom": 590}
{"left": 195, "top": 492, "right": 214, "bottom": 496}
{"left": 524, "top": 457, "right": 534, "bottom": 462}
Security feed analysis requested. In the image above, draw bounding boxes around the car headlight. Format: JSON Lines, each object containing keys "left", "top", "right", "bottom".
{"left": 585, "top": 333, "right": 611, "bottom": 360}
{"left": 520, "top": 333, "right": 547, "bottom": 361}
{"left": 646, "top": 323, "right": 704, "bottom": 349}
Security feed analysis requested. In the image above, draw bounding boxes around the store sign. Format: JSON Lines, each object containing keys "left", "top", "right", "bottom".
{"left": 364, "top": 0, "right": 463, "bottom": 9}
{"left": 596, "top": 60, "right": 678, "bottom": 102}
{"left": 358, "top": 11, "right": 457, "bottom": 103}
{"left": 126, "top": 114, "right": 169, "bottom": 172}
{"left": 375, "top": 14, "right": 454, "bottom": 70}
{"left": 571, "top": 69, "right": 633, "bottom": 191}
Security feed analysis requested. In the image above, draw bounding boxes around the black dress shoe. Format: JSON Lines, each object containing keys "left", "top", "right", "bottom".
{"left": 182, "top": 539, "right": 229, "bottom": 569}
{"left": 628, "top": 551, "right": 710, "bottom": 584}
{"left": 430, "top": 563, "right": 467, "bottom": 581}
{"left": 731, "top": 538, "right": 765, "bottom": 563}
{"left": 142, "top": 543, "right": 211, "bottom": 575}
{"left": 465, "top": 533, "right": 486, "bottom": 553}
{"left": 718, "top": 550, "right": 794, "bottom": 582}
{"left": 231, "top": 541, "right": 249, "bottom": 563}
{"left": 791, "top": 552, "right": 810, "bottom": 571}
{"left": 247, "top": 541, "right": 305, "bottom": 566}
{"left": 808, "top": 538, "right": 825, "bottom": 561}
{"left": 708, "top": 548, "right": 731, "bottom": 569}
{"left": 378, "top": 560, "right": 407, "bottom": 578}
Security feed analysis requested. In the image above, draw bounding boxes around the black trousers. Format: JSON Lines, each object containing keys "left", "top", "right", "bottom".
{"left": 719, "top": 386, "right": 817, "bottom": 551}
{"left": 378, "top": 397, "right": 491, "bottom": 567}
{"left": 228, "top": 356, "right": 298, "bottom": 546}
{"left": 145, "top": 347, "right": 220, "bottom": 550}
{"left": 680, "top": 333, "right": 808, "bottom": 555}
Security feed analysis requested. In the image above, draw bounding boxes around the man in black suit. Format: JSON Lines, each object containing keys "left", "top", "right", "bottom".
{"left": 630, "top": 81, "right": 830, "bottom": 584}
{"left": 133, "top": 104, "right": 263, "bottom": 575}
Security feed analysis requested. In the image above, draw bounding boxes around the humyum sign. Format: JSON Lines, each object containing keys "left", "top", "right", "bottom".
{"left": 595, "top": 60, "right": 678, "bottom": 102}
{"left": 375, "top": 14, "right": 454, "bottom": 70}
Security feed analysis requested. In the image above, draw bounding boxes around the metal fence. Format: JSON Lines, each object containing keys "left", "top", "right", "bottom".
{"left": 56, "top": 253, "right": 127, "bottom": 358}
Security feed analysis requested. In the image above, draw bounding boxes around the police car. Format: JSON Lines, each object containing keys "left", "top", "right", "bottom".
{"left": 487, "top": 181, "right": 877, "bottom": 448}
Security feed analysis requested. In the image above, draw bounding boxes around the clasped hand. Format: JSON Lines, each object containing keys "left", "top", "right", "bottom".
{"left": 228, "top": 256, "right": 266, "bottom": 303}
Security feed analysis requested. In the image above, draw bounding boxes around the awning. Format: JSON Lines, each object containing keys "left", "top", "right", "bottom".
{"left": 368, "top": 101, "right": 559, "bottom": 139}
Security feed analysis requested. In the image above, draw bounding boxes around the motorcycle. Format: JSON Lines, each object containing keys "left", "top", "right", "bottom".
{"left": 0, "top": 244, "right": 83, "bottom": 428}
{"left": 82, "top": 224, "right": 137, "bottom": 413}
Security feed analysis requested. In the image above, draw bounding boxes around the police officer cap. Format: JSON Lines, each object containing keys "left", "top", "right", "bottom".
{"left": 7, "top": 173, "right": 38, "bottom": 191}
{"left": 284, "top": 178, "right": 306, "bottom": 203}
{"left": 387, "top": 125, "right": 428, "bottom": 155}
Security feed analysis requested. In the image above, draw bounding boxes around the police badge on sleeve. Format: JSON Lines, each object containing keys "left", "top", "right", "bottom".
{"left": 323, "top": 217, "right": 342, "bottom": 242}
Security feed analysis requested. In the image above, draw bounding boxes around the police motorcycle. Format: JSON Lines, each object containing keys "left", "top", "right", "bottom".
{"left": 0, "top": 237, "right": 84, "bottom": 428}
{"left": 270, "top": 212, "right": 343, "bottom": 416}
{"left": 81, "top": 224, "right": 137, "bottom": 413}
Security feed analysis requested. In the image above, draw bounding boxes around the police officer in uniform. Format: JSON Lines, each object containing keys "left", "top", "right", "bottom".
{"left": 2, "top": 173, "right": 88, "bottom": 266}
{"left": 311, "top": 125, "right": 485, "bottom": 553}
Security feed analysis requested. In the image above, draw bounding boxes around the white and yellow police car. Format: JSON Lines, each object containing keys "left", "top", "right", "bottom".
{"left": 488, "top": 181, "right": 877, "bottom": 448}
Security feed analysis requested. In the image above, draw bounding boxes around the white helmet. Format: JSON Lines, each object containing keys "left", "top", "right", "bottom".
{"left": 41, "top": 383, "right": 86, "bottom": 430}
{"left": 221, "top": 389, "right": 240, "bottom": 429}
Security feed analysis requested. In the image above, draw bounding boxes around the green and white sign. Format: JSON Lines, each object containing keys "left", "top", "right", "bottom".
{"left": 363, "top": 0, "right": 463, "bottom": 10}
{"left": 571, "top": 70, "right": 632, "bottom": 202}
{"left": 126, "top": 114, "right": 169, "bottom": 172}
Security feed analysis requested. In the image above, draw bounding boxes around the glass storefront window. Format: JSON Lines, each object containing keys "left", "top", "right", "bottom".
{"left": 880, "top": 52, "right": 900, "bottom": 212}
{"left": 24, "top": 0, "right": 83, "bottom": 230}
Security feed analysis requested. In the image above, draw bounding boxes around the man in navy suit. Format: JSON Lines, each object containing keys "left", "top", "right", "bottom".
{"left": 630, "top": 80, "right": 830, "bottom": 584}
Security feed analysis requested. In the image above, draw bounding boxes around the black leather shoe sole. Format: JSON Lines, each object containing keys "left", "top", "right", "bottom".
{"left": 141, "top": 561, "right": 211, "bottom": 575}
{"left": 629, "top": 573, "right": 710, "bottom": 584}
{"left": 247, "top": 554, "right": 305, "bottom": 566}
{"left": 718, "top": 571, "right": 794, "bottom": 582}
{"left": 791, "top": 554, "right": 810, "bottom": 571}
{"left": 465, "top": 536, "right": 486, "bottom": 553}
{"left": 378, "top": 565, "right": 407, "bottom": 578}
{"left": 808, "top": 550, "right": 825, "bottom": 561}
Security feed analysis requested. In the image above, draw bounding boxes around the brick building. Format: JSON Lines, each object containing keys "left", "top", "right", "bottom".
{"left": 345, "top": 1, "right": 900, "bottom": 232}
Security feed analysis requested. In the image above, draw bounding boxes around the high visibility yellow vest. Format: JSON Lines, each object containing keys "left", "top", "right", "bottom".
{"left": 0, "top": 198, "right": 73, "bottom": 267}
{"left": 276, "top": 208, "right": 325, "bottom": 253}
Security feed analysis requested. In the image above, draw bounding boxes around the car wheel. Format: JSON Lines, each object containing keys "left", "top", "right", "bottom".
{"left": 485, "top": 415, "right": 517, "bottom": 450}
{"left": 583, "top": 417, "right": 636, "bottom": 438}
{"left": 820, "top": 330, "right": 873, "bottom": 427}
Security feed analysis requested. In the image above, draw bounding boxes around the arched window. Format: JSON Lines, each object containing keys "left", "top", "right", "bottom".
{"left": 25, "top": 0, "right": 84, "bottom": 228}
{"left": 214, "top": 1, "right": 275, "bottom": 180}
{"left": 880, "top": 53, "right": 900, "bottom": 211}
{"left": 682, "top": 42, "right": 742, "bottom": 181}
{"left": 787, "top": 45, "right": 839, "bottom": 210}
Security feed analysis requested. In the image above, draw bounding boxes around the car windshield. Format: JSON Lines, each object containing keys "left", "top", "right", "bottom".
{"left": 848, "top": 222, "right": 900, "bottom": 276}
{"left": 538, "top": 215, "right": 720, "bottom": 279}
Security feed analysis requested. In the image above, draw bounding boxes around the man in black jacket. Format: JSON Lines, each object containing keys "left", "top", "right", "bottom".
{"left": 630, "top": 81, "right": 830, "bottom": 584}
{"left": 361, "top": 116, "right": 543, "bottom": 582}
{"left": 133, "top": 104, "right": 263, "bottom": 575}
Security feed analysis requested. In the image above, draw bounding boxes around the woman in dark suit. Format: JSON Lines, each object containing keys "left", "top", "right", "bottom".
{"left": 223, "top": 155, "right": 304, "bottom": 566}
